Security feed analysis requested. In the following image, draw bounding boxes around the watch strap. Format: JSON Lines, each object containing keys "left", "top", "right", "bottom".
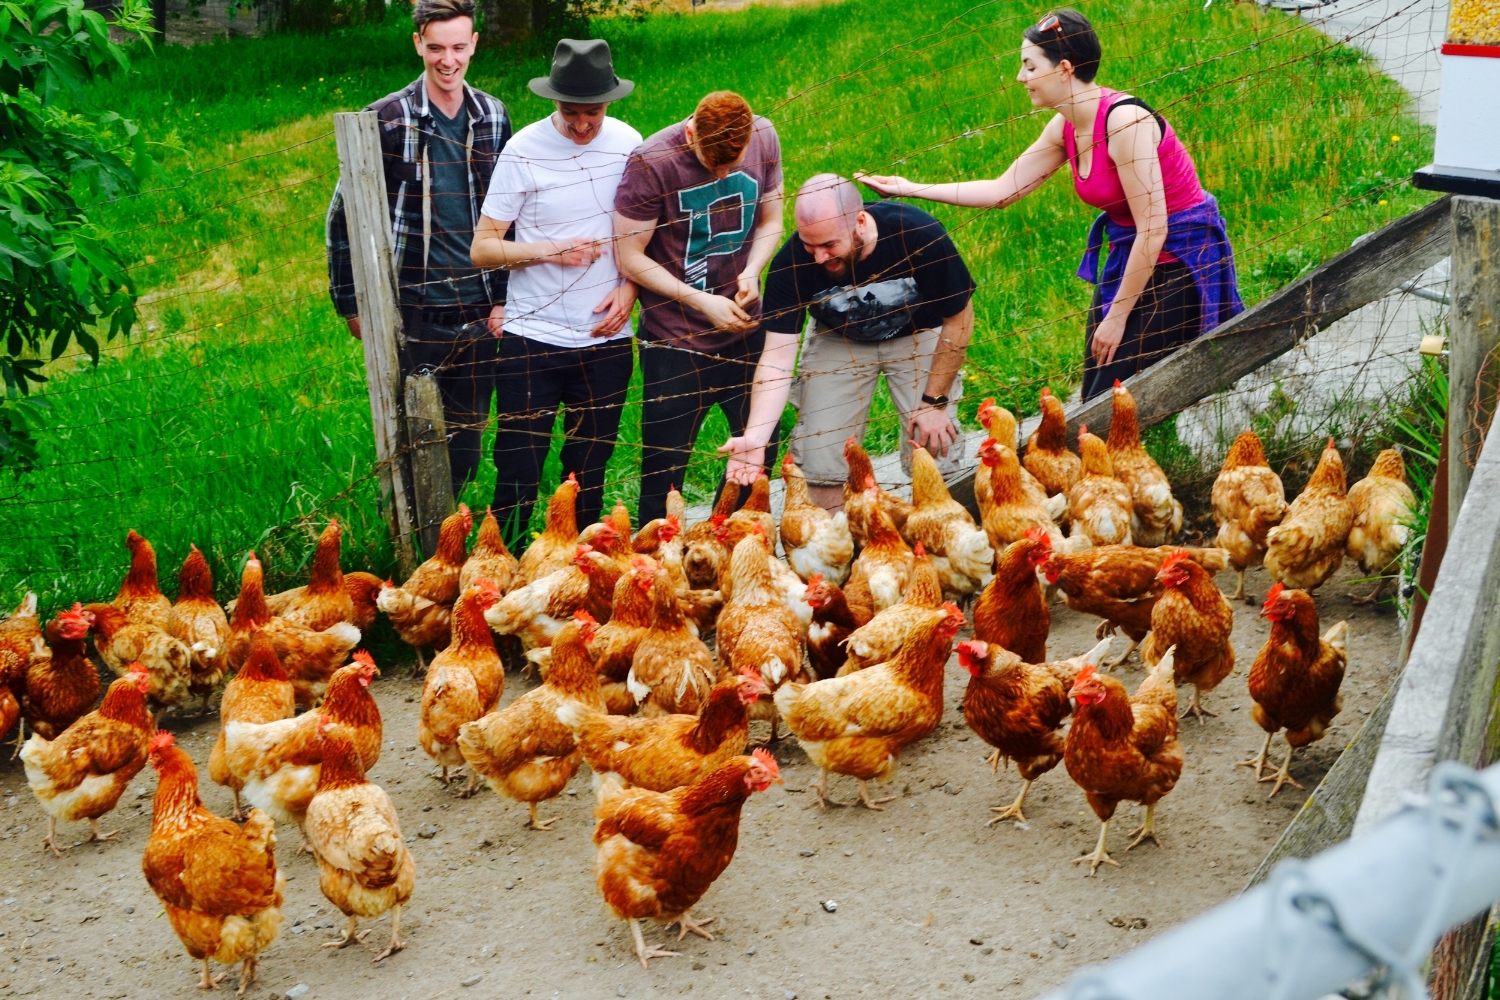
{"left": 921, "top": 393, "right": 949, "bottom": 407}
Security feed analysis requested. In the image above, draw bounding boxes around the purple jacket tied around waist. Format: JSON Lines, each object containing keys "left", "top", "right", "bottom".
{"left": 1078, "top": 193, "right": 1244, "bottom": 340}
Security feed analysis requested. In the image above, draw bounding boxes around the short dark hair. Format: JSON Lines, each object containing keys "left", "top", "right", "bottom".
{"left": 413, "top": 0, "right": 475, "bottom": 35}
{"left": 1023, "top": 8, "right": 1101, "bottom": 83}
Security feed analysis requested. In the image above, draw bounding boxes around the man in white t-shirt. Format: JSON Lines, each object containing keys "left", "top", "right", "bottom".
{"left": 471, "top": 38, "right": 641, "bottom": 543}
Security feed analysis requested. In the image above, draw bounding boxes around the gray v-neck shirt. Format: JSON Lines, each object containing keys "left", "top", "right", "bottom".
{"left": 424, "top": 103, "right": 487, "bottom": 308}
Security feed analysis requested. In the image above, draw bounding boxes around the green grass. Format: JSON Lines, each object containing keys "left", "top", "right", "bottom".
{"left": 0, "top": 0, "right": 1436, "bottom": 612}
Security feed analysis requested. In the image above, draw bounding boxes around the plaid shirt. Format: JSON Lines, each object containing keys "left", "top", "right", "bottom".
{"left": 325, "top": 74, "right": 511, "bottom": 318}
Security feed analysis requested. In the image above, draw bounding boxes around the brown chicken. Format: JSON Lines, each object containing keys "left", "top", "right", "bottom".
{"left": 253, "top": 570, "right": 382, "bottom": 633}
{"left": 1068, "top": 427, "right": 1135, "bottom": 546}
{"left": 588, "top": 556, "right": 659, "bottom": 714}
{"left": 143, "top": 732, "right": 283, "bottom": 995}
{"left": 843, "top": 481, "right": 915, "bottom": 613}
{"left": 1346, "top": 447, "right": 1416, "bottom": 603}
{"left": 271, "top": 521, "right": 354, "bottom": 632}
{"left": 485, "top": 543, "right": 611, "bottom": 652}
{"left": 22, "top": 604, "right": 100, "bottom": 744}
{"left": 1212, "top": 429, "right": 1288, "bottom": 600}
{"left": 85, "top": 602, "right": 194, "bottom": 709}
{"left": 419, "top": 581, "right": 504, "bottom": 792}
{"left": 461, "top": 506, "right": 520, "bottom": 594}
{"left": 902, "top": 446, "right": 994, "bottom": 600}
{"left": 225, "top": 554, "right": 361, "bottom": 707}
{"left": 210, "top": 631, "right": 295, "bottom": 820}
{"left": 976, "top": 399, "right": 1065, "bottom": 520}
{"left": 114, "top": 529, "right": 173, "bottom": 630}
{"left": 0, "top": 592, "right": 39, "bottom": 747}
{"left": 594, "top": 750, "right": 782, "bottom": 968}
{"left": 839, "top": 545, "right": 944, "bottom": 674}
{"left": 376, "top": 503, "right": 474, "bottom": 660}
{"left": 803, "top": 575, "right": 869, "bottom": 680}
{"left": 973, "top": 530, "right": 1052, "bottom": 664}
{"left": 22, "top": 663, "right": 152, "bottom": 855}
{"left": 843, "top": 437, "right": 912, "bottom": 541}
{"left": 518, "top": 475, "right": 580, "bottom": 585}
{"left": 1063, "top": 649, "right": 1183, "bottom": 874}
{"left": 168, "top": 544, "right": 231, "bottom": 695}
{"left": 958, "top": 636, "right": 1113, "bottom": 824}
{"left": 223, "top": 653, "right": 382, "bottom": 840}
{"left": 1240, "top": 584, "right": 1348, "bottom": 797}
{"left": 1265, "top": 439, "right": 1352, "bottom": 592}
{"left": 776, "top": 604, "right": 964, "bottom": 809}
{"left": 977, "top": 439, "right": 1067, "bottom": 553}
{"left": 561, "top": 669, "right": 768, "bottom": 792}
{"left": 715, "top": 531, "right": 807, "bottom": 740}
{"left": 1043, "top": 544, "right": 1228, "bottom": 668}
{"left": 457, "top": 613, "right": 605, "bottom": 830}
{"left": 629, "top": 568, "right": 719, "bottom": 717}
{"left": 1024, "top": 388, "right": 1082, "bottom": 497}
{"left": 1141, "top": 550, "right": 1236, "bottom": 722}
{"left": 305, "top": 720, "right": 416, "bottom": 962}
{"left": 781, "top": 454, "right": 854, "bottom": 584}
{"left": 682, "top": 484, "right": 740, "bottom": 590}
{"left": 1107, "top": 382, "right": 1183, "bottom": 546}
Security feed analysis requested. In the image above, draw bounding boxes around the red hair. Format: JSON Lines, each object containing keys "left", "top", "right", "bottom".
{"left": 693, "top": 91, "right": 754, "bottom": 170}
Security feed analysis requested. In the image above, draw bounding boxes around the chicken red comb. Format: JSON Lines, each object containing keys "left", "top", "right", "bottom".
{"left": 752, "top": 522, "right": 765, "bottom": 536}
{"left": 1327, "top": 437, "right": 1336, "bottom": 449}
{"left": 1041, "top": 387, "right": 1052, "bottom": 399}
{"left": 940, "top": 601, "right": 964, "bottom": 626}
{"left": 782, "top": 452, "right": 794, "bottom": 468}
{"left": 913, "top": 542, "right": 926, "bottom": 558}
{"left": 711, "top": 514, "right": 727, "bottom": 527}
{"left": 979, "top": 396, "right": 996, "bottom": 411}
{"left": 1078, "top": 423, "right": 1089, "bottom": 439}
{"left": 572, "top": 609, "right": 599, "bottom": 626}
{"left": 804, "top": 572, "right": 824, "bottom": 588}
{"left": 127, "top": 662, "right": 149, "bottom": 679}
{"left": 1263, "top": 582, "right": 1287, "bottom": 611}
{"left": 1023, "top": 526, "right": 1051, "bottom": 547}
{"left": 1074, "top": 663, "right": 1098, "bottom": 685}
{"left": 738, "top": 664, "right": 766, "bottom": 683}
{"left": 59, "top": 602, "right": 94, "bottom": 623}
{"left": 845, "top": 436, "right": 861, "bottom": 449}
{"left": 1160, "top": 548, "right": 1191, "bottom": 571}
{"left": 750, "top": 748, "right": 781, "bottom": 777}
{"left": 150, "top": 730, "right": 175, "bottom": 753}
{"left": 352, "top": 650, "right": 377, "bottom": 669}
{"left": 630, "top": 555, "right": 655, "bottom": 573}
{"left": 956, "top": 639, "right": 988, "bottom": 660}
{"left": 472, "top": 577, "right": 501, "bottom": 602}
{"left": 316, "top": 714, "right": 333, "bottom": 737}
{"left": 1113, "top": 379, "right": 1123, "bottom": 389}
{"left": 383, "top": 579, "right": 396, "bottom": 589}
{"left": 566, "top": 472, "right": 578, "bottom": 485}
{"left": 863, "top": 475, "right": 877, "bottom": 490}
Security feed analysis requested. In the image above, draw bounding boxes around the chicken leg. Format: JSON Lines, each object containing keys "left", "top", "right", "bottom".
{"left": 1126, "top": 804, "right": 1162, "bottom": 850}
{"left": 1237, "top": 732, "right": 1273, "bottom": 781}
{"left": 198, "top": 957, "right": 227, "bottom": 990}
{"left": 322, "top": 914, "right": 372, "bottom": 950}
{"left": 1071, "top": 819, "right": 1120, "bottom": 876}
{"left": 986, "top": 779, "right": 1034, "bottom": 826}
{"left": 1105, "top": 636, "right": 1141, "bottom": 670}
{"left": 87, "top": 817, "right": 119, "bottom": 844}
{"left": 9, "top": 717, "right": 24, "bottom": 759}
{"left": 235, "top": 956, "right": 258, "bottom": 997}
{"left": 1353, "top": 578, "right": 1389, "bottom": 606}
{"left": 856, "top": 779, "right": 894, "bottom": 810}
{"left": 229, "top": 788, "right": 245, "bottom": 823}
{"left": 1181, "top": 688, "right": 1217, "bottom": 723}
{"left": 629, "top": 918, "right": 680, "bottom": 969}
{"left": 42, "top": 817, "right": 66, "bottom": 857}
{"left": 810, "top": 768, "right": 846, "bottom": 809}
{"left": 1264, "top": 745, "right": 1305, "bottom": 799}
{"left": 370, "top": 905, "right": 406, "bottom": 963}
{"left": 671, "top": 913, "right": 717, "bottom": 941}
{"left": 527, "top": 801, "right": 559, "bottom": 831}
{"left": 1228, "top": 568, "right": 1246, "bottom": 602}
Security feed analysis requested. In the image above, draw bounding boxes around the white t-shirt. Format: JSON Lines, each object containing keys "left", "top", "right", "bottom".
{"left": 480, "top": 115, "right": 643, "bottom": 348}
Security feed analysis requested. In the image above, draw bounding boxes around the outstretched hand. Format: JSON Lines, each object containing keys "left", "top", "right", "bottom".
{"left": 718, "top": 436, "right": 767, "bottom": 486}
{"left": 854, "top": 172, "right": 919, "bottom": 198}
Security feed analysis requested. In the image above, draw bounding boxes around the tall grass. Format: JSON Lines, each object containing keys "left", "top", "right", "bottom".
{"left": 0, "top": 0, "right": 1435, "bottom": 612}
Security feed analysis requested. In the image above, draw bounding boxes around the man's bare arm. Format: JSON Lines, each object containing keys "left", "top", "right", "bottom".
{"left": 612, "top": 211, "right": 755, "bottom": 332}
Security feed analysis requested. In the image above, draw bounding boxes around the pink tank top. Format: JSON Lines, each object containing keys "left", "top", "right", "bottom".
{"left": 1064, "top": 89, "right": 1205, "bottom": 242}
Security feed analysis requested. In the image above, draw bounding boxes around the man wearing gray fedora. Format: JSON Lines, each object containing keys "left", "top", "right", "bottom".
{"left": 471, "top": 39, "right": 642, "bottom": 543}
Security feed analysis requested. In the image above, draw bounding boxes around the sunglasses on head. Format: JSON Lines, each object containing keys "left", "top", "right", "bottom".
{"left": 1034, "top": 12, "right": 1072, "bottom": 60}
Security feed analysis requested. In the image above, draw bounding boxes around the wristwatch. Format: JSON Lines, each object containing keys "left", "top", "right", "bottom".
{"left": 920, "top": 393, "right": 950, "bottom": 407}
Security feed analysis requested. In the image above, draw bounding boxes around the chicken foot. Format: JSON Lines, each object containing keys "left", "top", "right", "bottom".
{"left": 671, "top": 913, "right": 717, "bottom": 941}
{"left": 527, "top": 801, "right": 559, "bottom": 831}
{"left": 234, "top": 956, "right": 258, "bottom": 997}
{"left": 1126, "top": 804, "right": 1162, "bottom": 851}
{"left": 197, "top": 958, "right": 227, "bottom": 990}
{"left": 9, "top": 717, "right": 23, "bottom": 759}
{"left": 1228, "top": 568, "right": 1247, "bottom": 602}
{"left": 1180, "top": 688, "right": 1217, "bottom": 723}
{"left": 322, "top": 914, "right": 373, "bottom": 950}
{"left": 42, "top": 817, "right": 66, "bottom": 858}
{"left": 810, "top": 768, "right": 846, "bottom": 809}
{"left": 629, "top": 918, "right": 680, "bottom": 970}
{"left": 1071, "top": 819, "right": 1120, "bottom": 876}
{"left": 1237, "top": 733, "right": 1274, "bottom": 781}
{"left": 856, "top": 779, "right": 894, "bottom": 810}
{"left": 986, "top": 779, "right": 1033, "bottom": 826}
{"left": 1105, "top": 637, "right": 1141, "bottom": 670}
{"left": 1352, "top": 577, "right": 1390, "bottom": 606}
{"left": 1264, "top": 745, "right": 1305, "bottom": 799}
{"left": 457, "top": 773, "right": 480, "bottom": 799}
{"left": 87, "top": 817, "right": 120, "bottom": 844}
{"left": 369, "top": 905, "right": 406, "bottom": 963}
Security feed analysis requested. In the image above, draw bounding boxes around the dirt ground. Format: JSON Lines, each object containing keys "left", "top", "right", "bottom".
{"left": 0, "top": 562, "right": 1401, "bottom": 1000}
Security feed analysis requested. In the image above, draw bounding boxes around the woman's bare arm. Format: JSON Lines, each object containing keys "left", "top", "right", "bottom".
{"left": 856, "top": 115, "right": 1068, "bottom": 207}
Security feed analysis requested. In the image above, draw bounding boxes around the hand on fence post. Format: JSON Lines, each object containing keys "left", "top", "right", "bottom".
{"left": 346, "top": 316, "right": 363, "bottom": 341}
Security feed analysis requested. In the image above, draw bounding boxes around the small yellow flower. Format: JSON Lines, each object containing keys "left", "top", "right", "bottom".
{"left": 1390, "top": 134, "right": 1401, "bottom": 143}
{"left": 1321, "top": 215, "right": 1331, "bottom": 223}
{"left": 1379, "top": 199, "right": 1389, "bottom": 206}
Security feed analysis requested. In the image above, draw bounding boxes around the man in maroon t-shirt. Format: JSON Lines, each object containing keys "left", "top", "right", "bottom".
{"left": 613, "top": 90, "right": 784, "bottom": 522}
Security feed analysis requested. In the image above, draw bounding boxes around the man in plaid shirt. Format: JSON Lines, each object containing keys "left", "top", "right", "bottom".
{"left": 325, "top": 0, "right": 510, "bottom": 497}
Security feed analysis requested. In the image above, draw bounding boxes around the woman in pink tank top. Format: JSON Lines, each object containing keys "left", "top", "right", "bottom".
{"left": 861, "top": 8, "right": 1241, "bottom": 401}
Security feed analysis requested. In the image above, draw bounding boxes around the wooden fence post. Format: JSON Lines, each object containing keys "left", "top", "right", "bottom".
{"left": 1447, "top": 195, "right": 1500, "bottom": 532}
{"left": 404, "top": 372, "right": 456, "bottom": 558}
{"left": 334, "top": 110, "right": 418, "bottom": 576}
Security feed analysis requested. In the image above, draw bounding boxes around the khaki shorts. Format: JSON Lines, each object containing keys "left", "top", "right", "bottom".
{"left": 790, "top": 323, "right": 964, "bottom": 487}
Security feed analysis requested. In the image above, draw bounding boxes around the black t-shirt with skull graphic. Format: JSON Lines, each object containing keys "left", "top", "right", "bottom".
{"left": 762, "top": 200, "right": 973, "bottom": 342}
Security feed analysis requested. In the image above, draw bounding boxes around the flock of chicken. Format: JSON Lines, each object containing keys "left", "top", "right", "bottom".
{"left": 0, "top": 381, "right": 1418, "bottom": 988}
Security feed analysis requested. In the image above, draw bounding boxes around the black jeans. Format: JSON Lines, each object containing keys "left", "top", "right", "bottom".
{"left": 400, "top": 306, "right": 497, "bottom": 496}
{"left": 637, "top": 330, "right": 778, "bottom": 524}
{"left": 491, "top": 335, "right": 633, "bottom": 548}
{"left": 1081, "top": 260, "right": 1201, "bottom": 403}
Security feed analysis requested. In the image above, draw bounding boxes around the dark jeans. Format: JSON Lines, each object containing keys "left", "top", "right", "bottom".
{"left": 1081, "top": 260, "right": 1201, "bottom": 402}
{"left": 637, "top": 330, "right": 779, "bottom": 524}
{"left": 400, "top": 306, "right": 497, "bottom": 496}
{"left": 491, "top": 335, "right": 633, "bottom": 548}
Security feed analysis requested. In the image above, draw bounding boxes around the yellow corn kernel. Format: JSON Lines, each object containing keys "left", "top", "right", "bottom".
{"left": 1447, "top": 0, "right": 1500, "bottom": 46}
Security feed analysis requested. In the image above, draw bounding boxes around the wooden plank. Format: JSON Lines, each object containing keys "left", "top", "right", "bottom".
{"left": 1447, "top": 196, "right": 1500, "bottom": 531}
{"left": 943, "top": 195, "right": 1453, "bottom": 503}
{"left": 404, "top": 372, "right": 456, "bottom": 559}
{"left": 1353, "top": 424, "right": 1500, "bottom": 836}
{"left": 334, "top": 110, "right": 417, "bottom": 575}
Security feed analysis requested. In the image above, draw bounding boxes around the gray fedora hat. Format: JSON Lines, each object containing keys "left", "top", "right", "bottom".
{"left": 529, "top": 38, "right": 634, "bottom": 103}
